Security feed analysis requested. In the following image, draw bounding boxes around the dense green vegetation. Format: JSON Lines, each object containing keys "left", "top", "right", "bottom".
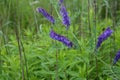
{"left": 0, "top": 0, "right": 120, "bottom": 80}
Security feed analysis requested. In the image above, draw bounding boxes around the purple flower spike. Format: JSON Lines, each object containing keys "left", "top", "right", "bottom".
{"left": 96, "top": 27, "right": 113, "bottom": 49}
{"left": 60, "top": 5, "right": 70, "bottom": 30}
{"left": 113, "top": 50, "right": 120, "bottom": 65}
{"left": 36, "top": 8, "right": 55, "bottom": 24}
{"left": 50, "top": 30, "right": 73, "bottom": 48}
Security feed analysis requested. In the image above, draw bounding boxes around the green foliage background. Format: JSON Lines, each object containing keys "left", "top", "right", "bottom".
{"left": 0, "top": 0, "right": 120, "bottom": 80}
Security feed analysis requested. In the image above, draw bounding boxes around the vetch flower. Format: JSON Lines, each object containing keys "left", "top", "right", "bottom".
{"left": 96, "top": 27, "right": 113, "bottom": 49}
{"left": 36, "top": 7, "right": 55, "bottom": 24}
{"left": 50, "top": 29, "right": 73, "bottom": 48}
{"left": 113, "top": 50, "right": 120, "bottom": 65}
{"left": 59, "top": 0, "right": 63, "bottom": 4}
{"left": 60, "top": 5, "right": 70, "bottom": 30}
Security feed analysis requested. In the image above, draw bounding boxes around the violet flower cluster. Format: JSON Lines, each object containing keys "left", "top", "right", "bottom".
{"left": 36, "top": 1, "right": 120, "bottom": 64}
{"left": 50, "top": 30, "right": 73, "bottom": 48}
{"left": 96, "top": 27, "right": 113, "bottom": 49}
{"left": 113, "top": 50, "right": 120, "bottom": 64}
{"left": 36, "top": 0, "right": 72, "bottom": 48}
{"left": 96, "top": 27, "right": 120, "bottom": 64}
{"left": 60, "top": 4, "right": 70, "bottom": 30}
{"left": 36, "top": 8, "right": 55, "bottom": 24}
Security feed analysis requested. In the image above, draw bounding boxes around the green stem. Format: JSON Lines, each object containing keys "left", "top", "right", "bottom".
{"left": 93, "top": 0, "right": 98, "bottom": 78}
{"left": 20, "top": 40, "right": 29, "bottom": 80}
{"left": 14, "top": 25, "right": 25, "bottom": 80}
{"left": 88, "top": 0, "right": 91, "bottom": 37}
{"left": 13, "top": 1, "right": 25, "bottom": 80}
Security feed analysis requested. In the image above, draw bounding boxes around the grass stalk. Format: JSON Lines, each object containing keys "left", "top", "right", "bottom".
{"left": 14, "top": 1, "right": 25, "bottom": 80}
{"left": 18, "top": 4, "right": 29, "bottom": 79}
{"left": 31, "top": 4, "right": 39, "bottom": 34}
{"left": 20, "top": 40, "right": 29, "bottom": 80}
{"left": 88, "top": 0, "right": 91, "bottom": 37}
{"left": 0, "top": 20, "right": 2, "bottom": 74}
{"left": 1, "top": 28, "right": 9, "bottom": 55}
{"left": 109, "top": 0, "right": 117, "bottom": 64}
{"left": 14, "top": 25, "right": 25, "bottom": 80}
{"left": 86, "top": 0, "right": 91, "bottom": 79}
{"left": 55, "top": 48, "right": 58, "bottom": 80}
{"left": 112, "top": 0, "right": 117, "bottom": 53}
{"left": 93, "top": 0, "right": 98, "bottom": 78}
{"left": 0, "top": 47, "right": 1, "bottom": 74}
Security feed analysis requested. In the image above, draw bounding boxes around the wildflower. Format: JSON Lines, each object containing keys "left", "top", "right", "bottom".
{"left": 113, "top": 50, "right": 120, "bottom": 64}
{"left": 59, "top": 0, "right": 63, "bottom": 4}
{"left": 60, "top": 4, "right": 70, "bottom": 30}
{"left": 50, "top": 29, "right": 73, "bottom": 48}
{"left": 36, "top": 7, "right": 55, "bottom": 24}
{"left": 96, "top": 27, "right": 113, "bottom": 49}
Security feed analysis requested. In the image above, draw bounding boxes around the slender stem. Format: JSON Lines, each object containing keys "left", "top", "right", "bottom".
{"left": 86, "top": 0, "right": 91, "bottom": 79}
{"left": 79, "top": 14, "right": 82, "bottom": 37}
{"left": 31, "top": 5, "right": 39, "bottom": 33}
{"left": 18, "top": 10, "right": 28, "bottom": 80}
{"left": 93, "top": 0, "right": 97, "bottom": 44}
{"left": 13, "top": 0, "right": 25, "bottom": 79}
{"left": 105, "top": 3, "right": 108, "bottom": 19}
{"left": 50, "top": 3, "right": 53, "bottom": 15}
{"left": 19, "top": 5, "right": 27, "bottom": 80}
{"left": 14, "top": 25, "right": 25, "bottom": 80}
{"left": 0, "top": 20, "right": 2, "bottom": 74}
{"left": 109, "top": 0, "right": 117, "bottom": 64}
{"left": 55, "top": 48, "right": 58, "bottom": 80}
{"left": 88, "top": 0, "right": 91, "bottom": 37}
{"left": 20, "top": 40, "right": 29, "bottom": 80}
{"left": 112, "top": 0, "right": 117, "bottom": 53}
{"left": 93, "top": 0, "right": 98, "bottom": 78}
{"left": 95, "top": 56, "right": 98, "bottom": 78}
{"left": 80, "top": 0, "right": 84, "bottom": 38}
{"left": 0, "top": 48, "right": 1, "bottom": 74}
{"left": 86, "top": 62, "right": 88, "bottom": 80}
{"left": 1, "top": 28, "right": 9, "bottom": 55}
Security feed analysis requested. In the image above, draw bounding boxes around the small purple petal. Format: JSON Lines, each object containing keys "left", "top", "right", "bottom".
{"left": 113, "top": 50, "right": 120, "bottom": 64}
{"left": 59, "top": 0, "right": 63, "bottom": 4}
{"left": 96, "top": 27, "right": 113, "bottom": 49}
{"left": 60, "top": 5, "right": 70, "bottom": 30}
{"left": 36, "top": 8, "right": 55, "bottom": 24}
{"left": 50, "top": 30, "right": 73, "bottom": 48}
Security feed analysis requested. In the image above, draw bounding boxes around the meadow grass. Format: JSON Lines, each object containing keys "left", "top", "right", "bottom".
{"left": 0, "top": 0, "right": 120, "bottom": 80}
